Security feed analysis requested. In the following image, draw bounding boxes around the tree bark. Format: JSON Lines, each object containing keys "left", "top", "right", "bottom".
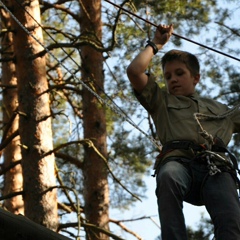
{"left": 80, "top": 0, "right": 110, "bottom": 239}
{"left": 1, "top": 0, "right": 24, "bottom": 215}
{"left": 9, "top": 0, "right": 58, "bottom": 230}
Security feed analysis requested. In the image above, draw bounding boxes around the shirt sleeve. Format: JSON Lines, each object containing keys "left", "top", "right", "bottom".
{"left": 232, "top": 106, "right": 240, "bottom": 133}
{"left": 134, "top": 76, "right": 165, "bottom": 114}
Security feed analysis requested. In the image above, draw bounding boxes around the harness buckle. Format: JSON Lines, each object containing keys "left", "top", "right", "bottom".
{"left": 206, "top": 155, "right": 221, "bottom": 176}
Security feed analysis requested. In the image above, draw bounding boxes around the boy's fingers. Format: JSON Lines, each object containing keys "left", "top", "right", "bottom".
{"left": 157, "top": 24, "right": 173, "bottom": 34}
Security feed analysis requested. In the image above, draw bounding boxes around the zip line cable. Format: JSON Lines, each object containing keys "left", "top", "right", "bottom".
{"left": 12, "top": 0, "right": 140, "bottom": 139}
{"left": 2, "top": 0, "right": 239, "bottom": 152}
{"left": 0, "top": 0, "right": 162, "bottom": 150}
{"left": 104, "top": 0, "right": 240, "bottom": 63}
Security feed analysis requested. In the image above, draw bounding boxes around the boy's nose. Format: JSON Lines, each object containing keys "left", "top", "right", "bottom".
{"left": 170, "top": 76, "right": 178, "bottom": 83}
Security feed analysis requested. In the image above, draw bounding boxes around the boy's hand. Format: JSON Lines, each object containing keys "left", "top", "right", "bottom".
{"left": 153, "top": 24, "right": 173, "bottom": 48}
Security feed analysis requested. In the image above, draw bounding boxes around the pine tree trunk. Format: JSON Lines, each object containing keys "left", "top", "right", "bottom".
{"left": 9, "top": 0, "right": 58, "bottom": 230}
{"left": 1, "top": 0, "right": 24, "bottom": 215}
{"left": 80, "top": 0, "right": 110, "bottom": 239}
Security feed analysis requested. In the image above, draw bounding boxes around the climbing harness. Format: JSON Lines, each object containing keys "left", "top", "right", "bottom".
{"left": 154, "top": 138, "right": 239, "bottom": 176}
{"left": 194, "top": 105, "right": 240, "bottom": 176}
{"left": 153, "top": 103, "right": 240, "bottom": 189}
{"left": 153, "top": 140, "right": 240, "bottom": 195}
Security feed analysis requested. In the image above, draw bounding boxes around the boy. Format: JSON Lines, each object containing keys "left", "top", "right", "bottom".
{"left": 126, "top": 24, "right": 240, "bottom": 239}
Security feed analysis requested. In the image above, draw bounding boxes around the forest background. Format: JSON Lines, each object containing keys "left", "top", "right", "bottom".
{"left": 0, "top": 0, "right": 239, "bottom": 239}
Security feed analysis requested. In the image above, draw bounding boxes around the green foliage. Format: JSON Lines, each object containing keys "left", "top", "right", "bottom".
{"left": 108, "top": 122, "right": 156, "bottom": 208}
{"left": 154, "top": 215, "right": 214, "bottom": 240}
{"left": 187, "top": 215, "right": 214, "bottom": 240}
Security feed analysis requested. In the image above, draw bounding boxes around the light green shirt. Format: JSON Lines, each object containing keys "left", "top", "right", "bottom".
{"left": 136, "top": 77, "right": 240, "bottom": 160}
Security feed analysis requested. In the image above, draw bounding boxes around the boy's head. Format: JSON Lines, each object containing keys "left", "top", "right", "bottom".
{"left": 161, "top": 49, "right": 200, "bottom": 77}
{"left": 161, "top": 50, "right": 200, "bottom": 96}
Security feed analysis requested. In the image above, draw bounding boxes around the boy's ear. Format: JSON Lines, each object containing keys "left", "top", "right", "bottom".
{"left": 193, "top": 74, "right": 200, "bottom": 85}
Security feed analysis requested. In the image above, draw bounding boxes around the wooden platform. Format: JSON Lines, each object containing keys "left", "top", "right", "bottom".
{"left": 0, "top": 208, "right": 72, "bottom": 240}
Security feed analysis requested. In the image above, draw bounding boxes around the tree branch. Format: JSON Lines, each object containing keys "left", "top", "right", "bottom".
{"left": 215, "top": 21, "right": 240, "bottom": 37}
{"left": 0, "top": 160, "right": 21, "bottom": 175}
{"left": 55, "top": 152, "right": 83, "bottom": 168}
{"left": 86, "top": 140, "right": 142, "bottom": 202}
{"left": 58, "top": 221, "right": 126, "bottom": 240}
{"left": 110, "top": 218, "right": 143, "bottom": 240}
{"left": 0, "top": 191, "right": 24, "bottom": 201}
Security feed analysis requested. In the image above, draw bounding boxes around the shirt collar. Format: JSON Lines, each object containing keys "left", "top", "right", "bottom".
{"left": 189, "top": 92, "right": 200, "bottom": 100}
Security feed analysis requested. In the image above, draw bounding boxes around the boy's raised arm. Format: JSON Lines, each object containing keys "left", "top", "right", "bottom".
{"left": 126, "top": 24, "right": 173, "bottom": 93}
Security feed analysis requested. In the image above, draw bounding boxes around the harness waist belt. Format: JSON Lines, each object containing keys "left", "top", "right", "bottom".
{"left": 161, "top": 140, "right": 239, "bottom": 173}
{"left": 162, "top": 140, "right": 205, "bottom": 153}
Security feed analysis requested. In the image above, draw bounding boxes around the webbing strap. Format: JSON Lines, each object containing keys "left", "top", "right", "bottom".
{"left": 211, "top": 145, "right": 240, "bottom": 173}
{"left": 161, "top": 140, "right": 239, "bottom": 172}
{"left": 162, "top": 140, "right": 205, "bottom": 154}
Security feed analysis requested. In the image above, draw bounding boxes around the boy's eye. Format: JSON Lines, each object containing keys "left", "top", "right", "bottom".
{"left": 176, "top": 69, "right": 185, "bottom": 76}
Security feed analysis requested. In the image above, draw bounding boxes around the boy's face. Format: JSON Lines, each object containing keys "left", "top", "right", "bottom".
{"left": 163, "top": 60, "right": 200, "bottom": 96}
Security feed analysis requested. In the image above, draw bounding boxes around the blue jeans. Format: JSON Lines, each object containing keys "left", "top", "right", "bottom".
{"left": 155, "top": 158, "right": 240, "bottom": 240}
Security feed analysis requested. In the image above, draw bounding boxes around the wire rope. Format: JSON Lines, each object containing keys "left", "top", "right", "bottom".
{"left": 0, "top": 0, "right": 162, "bottom": 150}
{"left": 104, "top": 0, "right": 240, "bottom": 62}
{"left": 1, "top": 0, "right": 239, "bottom": 151}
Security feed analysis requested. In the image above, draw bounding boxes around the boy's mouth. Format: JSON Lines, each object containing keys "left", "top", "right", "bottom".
{"left": 172, "top": 85, "right": 181, "bottom": 91}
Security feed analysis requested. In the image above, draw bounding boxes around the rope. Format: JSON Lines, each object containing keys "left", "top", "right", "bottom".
{"left": 104, "top": 0, "right": 240, "bottom": 63}
{"left": 0, "top": 0, "right": 162, "bottom": 151}
{"left": 2, "top": 0, "right": 239, "bottom": 152}
{"left": 194, "top": 104, "right": 240, "bottom": 146}
{"left": 194, "top": 105, "right": 240, "bottom": 177}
